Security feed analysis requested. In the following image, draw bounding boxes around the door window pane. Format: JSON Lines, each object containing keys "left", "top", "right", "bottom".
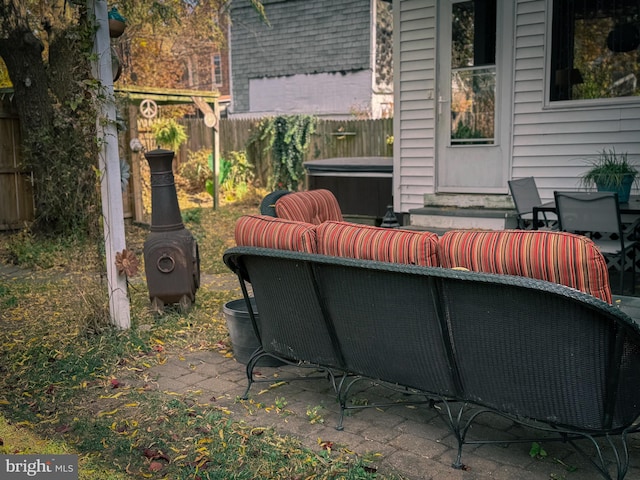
{"left": 451, "top": 67, "right": 496, "bottom": 144}
{"left": 451, "top": 0, "right": 497, "bottom": 144}
{"left": 551, "top": 0, "right": 640, "bottom": 102}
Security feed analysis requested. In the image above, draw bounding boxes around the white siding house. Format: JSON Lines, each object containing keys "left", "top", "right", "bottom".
{"left": 394, "top": 0, "right": 640, "bottom": 224}
{"left": 393, "top": 1, "right": 438, "bottom": 213}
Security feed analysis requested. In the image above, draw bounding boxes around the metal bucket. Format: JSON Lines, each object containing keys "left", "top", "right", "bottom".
{"left": 223, "top": 298, "right": 283, "bottom": 367}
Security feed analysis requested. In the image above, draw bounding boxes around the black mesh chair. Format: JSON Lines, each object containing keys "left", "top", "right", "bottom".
{"left": 259, "top": 190, "right": 291, "bottom": 216}
{"left": 554, "top": 191, "right": 637, "bottom": 294}
{"left": 508, "top": 177, "right": 556, "bottom": 229}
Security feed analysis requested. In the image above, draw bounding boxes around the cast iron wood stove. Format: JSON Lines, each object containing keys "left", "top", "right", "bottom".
{"left": 143, "top": 149, "right": 200, "bottom": 313}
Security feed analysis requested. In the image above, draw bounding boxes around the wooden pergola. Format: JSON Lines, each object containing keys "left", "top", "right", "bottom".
{"left": 114, "top": 86, "right": 221, "bottom": 224}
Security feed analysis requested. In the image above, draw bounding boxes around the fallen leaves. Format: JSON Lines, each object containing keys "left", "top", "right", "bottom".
{"left": 0, "top": 204, "right": 387, "bottom": 479}
{"left": 257, "top": 380, "right": 288, "bottom": 395}
{"left": 143, "top": 447, "right": 170, "bottom": 462}
{"left": 97, "top": 408, "right": 119, "bottom": 417}
{"left": 319, "top": 440, "right": 334, "bottom": 453}
{"left": 54, "top": 424, "right": 71, "bottom": 434}
{"left": 100, "top": 391, "right": 126, "bottom": 399}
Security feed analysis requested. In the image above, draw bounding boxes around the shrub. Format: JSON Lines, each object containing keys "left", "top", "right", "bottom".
{"left": 179, "top": 149, "right": 212, "bottom": 192}
{"left": 217, "top": 151, "right": 255, "bottom": 201}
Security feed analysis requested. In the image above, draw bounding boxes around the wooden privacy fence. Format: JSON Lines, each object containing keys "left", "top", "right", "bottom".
{"left": 218, "top": 117, "right": 393, "bottom": 158}
{"left": 0, "top": 112, "right": 392, "bottom": 229}
{"left": 217, "top": 117, "right": 393, "bottom": 187}
{"left": 0, "top": 97, "right": 34, "bottom": 231}
{"left": 165, "top": 117, "right": 393, "bottom": 172}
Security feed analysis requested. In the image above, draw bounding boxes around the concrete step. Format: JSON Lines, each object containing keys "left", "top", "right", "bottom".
{"left": 407, "top": 194, "right": 519, "bottom": 232}
{"left": 409, "top": 206, "right": 518, "bottom": 231}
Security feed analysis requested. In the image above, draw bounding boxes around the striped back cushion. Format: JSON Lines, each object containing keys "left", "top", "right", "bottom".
{"left": 317, "top": 221, "right": 439, "bottom": 266}
{"left": 234, "top": 215, "right": 317, "bottom": 253}
{"left": 275, "top": 189, "right": 343, "bottom": 224}
{"left": 438, "top": 230, "right": 612, "bottom": 303}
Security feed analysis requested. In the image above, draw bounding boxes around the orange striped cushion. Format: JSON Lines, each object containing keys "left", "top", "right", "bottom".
{"left": 234, "top": 215, "right": 317, "bottom": 253}
{"left": 438, "top": 230, "right": 612, "bottom": 303}
{"left": 275, "top": 189, "right": 343, "bottom": 224}
{"left": 317, "top": 221, "right": 439, "bottom": 266}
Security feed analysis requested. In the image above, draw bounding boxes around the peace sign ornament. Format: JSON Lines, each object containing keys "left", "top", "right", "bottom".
{"left": 140, "top": 99, "right": 158, "bottom": 119}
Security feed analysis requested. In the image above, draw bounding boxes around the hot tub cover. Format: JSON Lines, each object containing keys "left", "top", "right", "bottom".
{"left": 304, "top": 157, "right": 393, "bottom": 173}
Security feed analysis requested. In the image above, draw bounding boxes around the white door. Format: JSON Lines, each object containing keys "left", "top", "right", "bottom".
{"left": 436, "top": 0, "right": 513, "bottom": 193}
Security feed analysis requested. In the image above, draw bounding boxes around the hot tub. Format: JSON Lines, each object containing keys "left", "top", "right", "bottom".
{"left": 304, "top": 157, "right": 393, "bottom": 220}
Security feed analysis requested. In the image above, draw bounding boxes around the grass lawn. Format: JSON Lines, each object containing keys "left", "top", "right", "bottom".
{"left": 0, "top": 197, "right": 401, "bottom": 479}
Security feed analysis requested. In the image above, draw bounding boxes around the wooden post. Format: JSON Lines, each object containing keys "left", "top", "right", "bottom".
{"left": 128, "top": 104, "right": 145, "bottom": 223}
{"left": 213, "top": 101, "right": 220, "bottom": 210}
{"left": 191, "top": 96, "right": 220, "bottom": 209}
{"left": 90, "top": 0, "right": 131, "bottom": 329}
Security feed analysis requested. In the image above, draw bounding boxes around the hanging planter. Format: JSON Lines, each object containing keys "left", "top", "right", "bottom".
{"left": 108, "top": 7, "right": 126, "bottom": 38}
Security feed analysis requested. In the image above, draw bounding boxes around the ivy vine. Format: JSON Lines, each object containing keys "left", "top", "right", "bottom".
{"left": 251, "top": 115, "right": 317, "bottom": 191}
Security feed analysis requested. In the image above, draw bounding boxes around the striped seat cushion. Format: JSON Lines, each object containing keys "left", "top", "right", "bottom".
{"left": 438, "top": 230, "right": 612, "bottom": 303}
{"left": 234, "top": 215, "right": 317, "bottom": 253}
{"left": 317, "top": 221, "right": 440, "bottom": 266}
{"left": 275, "top": 189, "right": 343, "bottom": 224}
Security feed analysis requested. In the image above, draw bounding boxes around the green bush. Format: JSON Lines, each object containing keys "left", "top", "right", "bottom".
{"left": 217, "top": 150, "right": 255, "bottom": 201}
{"left": 179, "top": 149, "right": 212, "bottom": 192}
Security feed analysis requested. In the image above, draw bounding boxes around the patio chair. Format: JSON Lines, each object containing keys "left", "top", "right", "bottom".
{"left": 259, "top": 190, "right": 291, "bottom": 217}
{"left": 554, "top": 191, "right": 638, "bottom": 294}
{"left": 508, "top": 177, "right": 557, "bottom": 229}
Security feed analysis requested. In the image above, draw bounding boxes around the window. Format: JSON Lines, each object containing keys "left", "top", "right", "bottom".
{"left": 212, "top": 54, "right": 223, "bottom": 86}
{"left": 450, "top": 0, "right": 497, "bottom": 144}
{"left": 550, "top": 0, "right": 640, "bottom": 102}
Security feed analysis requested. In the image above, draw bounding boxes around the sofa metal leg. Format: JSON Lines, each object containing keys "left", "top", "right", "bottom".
{"left": 432, "top": 400, "right": 495, "bottom": 470}
{"left": 242, "top": 349, "right": 264, "bottom": 400}
{"left": 335, "top": 375, "right": 434, "bottom": 432}
{"left": 565, "top": 430, "right": 634, "bottom": 480}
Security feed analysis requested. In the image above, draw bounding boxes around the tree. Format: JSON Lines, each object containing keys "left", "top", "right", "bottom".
{"left": 0, "top": 0, "right": 266, "bottom": 236}
{"left": 0, "top": 0, "right": 99, "bottom": 236}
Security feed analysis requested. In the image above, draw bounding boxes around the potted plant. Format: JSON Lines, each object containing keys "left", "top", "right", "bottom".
{"left": 151, "top": 118, "right": 188, "bottom": 152}
{"left": 580, "top": 148, "right": 638, "bottom": 203}
{"left": 108, "top": 7, "right": 126, "bottom": 38}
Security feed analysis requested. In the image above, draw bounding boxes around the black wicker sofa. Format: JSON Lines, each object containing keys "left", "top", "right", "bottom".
{"left": 223, "top": 246, "right": 640, "bottom": 480}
